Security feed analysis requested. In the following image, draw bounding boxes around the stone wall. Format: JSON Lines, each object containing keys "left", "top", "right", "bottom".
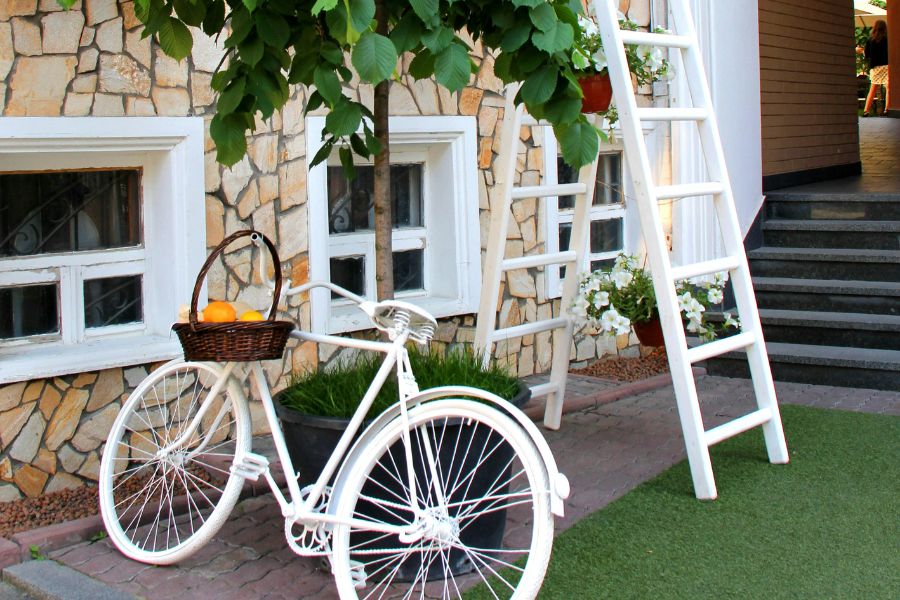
{"left": 0, "top": 0, "right": 654, "bottom": 501}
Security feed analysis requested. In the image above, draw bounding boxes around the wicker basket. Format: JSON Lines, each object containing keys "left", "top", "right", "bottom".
{"left": 173, "top": 230, "right": 294, "bottom": 361}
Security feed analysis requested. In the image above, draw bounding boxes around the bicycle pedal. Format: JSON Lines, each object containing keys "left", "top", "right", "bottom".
{"left": 230, "top": 452, "right": 269, "bottom": 481}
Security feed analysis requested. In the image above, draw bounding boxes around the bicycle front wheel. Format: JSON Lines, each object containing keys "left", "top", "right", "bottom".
{"left": 331, "top": 399, "right": 553, "bottom": 599}
{"left": 98, "top": 361, "right": 250, "bottom": 565}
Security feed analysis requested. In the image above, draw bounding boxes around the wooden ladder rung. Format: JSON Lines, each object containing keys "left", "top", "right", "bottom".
{"left": 635, "top": 107, "right": 708, "bottom": 122}
{"left": 686, "top": 331, "right": 757, "bottom": 363}
{"left": 502, "top": 251, "right": 577, "bottom": 271}
{"left": 655, "top": 182, "right": 724, "bottom": 199}
{"left": 489, "top": 317, "right": 569, "bottom": 342}
{"left": 705, "top": 408, "right": 773, "bottom": 446}
{"left": 670, "top": 256, "right": 741, "bottom": 281}
{"left": 511, "top": 183, "right": 586, "bottom": 199}
{"left": 619, "top": 30, "right": 693, "bottom": 48}
{"left": 529, "top": 382, "right": 559, "bottom": 399}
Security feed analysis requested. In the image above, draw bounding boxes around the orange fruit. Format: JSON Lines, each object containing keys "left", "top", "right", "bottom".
{"left": 239, "top": 310, "right": 265, "bottom": 321}
{"left": 203, "top": 301, "right": 236, "bottom": 323}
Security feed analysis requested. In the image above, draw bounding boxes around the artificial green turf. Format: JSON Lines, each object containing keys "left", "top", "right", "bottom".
{"left": 473, "top": 404, "right": 900, "bottom": 599}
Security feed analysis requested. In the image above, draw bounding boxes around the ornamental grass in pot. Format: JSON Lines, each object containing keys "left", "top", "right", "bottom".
{"left": 274, "top": 347, "right": 528, "bottom": 579}
{"left": 572, "top": 254, "right": 741, "bottom": 346}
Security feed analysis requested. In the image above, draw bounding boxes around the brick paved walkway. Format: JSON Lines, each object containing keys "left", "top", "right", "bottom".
{"left": 47, "top": 376, "right": 900, "bottom": 600}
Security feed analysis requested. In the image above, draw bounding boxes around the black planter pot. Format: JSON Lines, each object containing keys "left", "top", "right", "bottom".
{"left": 274, "top": 384, "right": 531, "bottom": 580}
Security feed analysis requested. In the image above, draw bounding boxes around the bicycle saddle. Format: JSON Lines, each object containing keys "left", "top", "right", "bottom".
{"left": 359, "top": 300, "right": 437, "bottom": 344}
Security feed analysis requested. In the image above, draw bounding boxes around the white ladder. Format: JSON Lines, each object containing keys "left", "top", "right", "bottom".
{"left": 588, "top": 0, "right": 788, "bottom": 499}
{"left": 473, "top": 86, "right": 602, "bottom": 431}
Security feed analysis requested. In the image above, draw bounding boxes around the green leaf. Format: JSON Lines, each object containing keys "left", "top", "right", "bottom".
{"left": 410, "top": 0, "right": 439, "bottom": 26}
{"left": 421, "top": 26, "right": 453, "bottom": 53}
{"left": 226, "top": 8, "right": 253, "bottom": 48}
{"left": 319, "top": 42, "right": 345, "bottom": 66}
{"left": 434, "top": 42, "right": 472, "bottom": 91}
{"left": 349, "top": 133, "right": 369, "bottom": 157}
{"left": 255, "top": 11, "right": 291, "bottom": 49}
{"left": 314, "top": 66, "right": 343, "bottom": 103}
{"left": 243, "top": 0, "right": 258, "bottom": 12}
{"left": 217, "top": 76, "right": 246, "bottom": 114}
{"left": 532, "top": 21, "right": 574, "bottom": 54}
{"left": 500, "top": 20, "right": 531, "bottom": 52}
{"left": 363, "top": 124, "right": 382, "bottom": 156}
{"left": 519, "top": 64, "right": 558, "bottom": 105}
{"left": 529, "top": 3, "right": 557, "bottom": 33}
{"left": 511, "top": 0, "right": 543, "bottom": 7}
{"left": 326, "top": 102, "right": 362, "bottom": 137}
{"left": 310, "top": 138, "right": 335, "bottom": 168}
{"left": 347, "top": 0, "right": 376, "bottom": 33}
{"left": 304, "top": 90, "right": 326, "bottom": 113}
{"left": 493, "top": 52, "right": 514, "bottom": 82}
{"left": 202, "top": 0, "right": 226, "bottom": 36}
{"left": 390, "top": 13, "right": 424, "bottom": 54}
{"left": 543, "top": 93, "right": 582, "bottom": 124}
{"left": 351, "top": 31, "right": 398, "bottom": 84}
{"left": 157, "top": 17, "right": 193, "bottom": 61}
{"left": 339, "top": 146, "right": 355, "bottom": 179}
{"left": 210, "top": 113, "right": 249, "bottom": 166}
{"left": 557, "top": 119, "right": 599, "bottom": 169}
{"left": 408, "top": 51, "right": 436, "bottom": 79}
{"left": 173, "top": 0, "right": 206, "bottom": 26}
{"left": 312, "top": 0, "right": 339, "bottom": 14}
{"left": 239, "top": 35, "right": 265, "bottom": 67}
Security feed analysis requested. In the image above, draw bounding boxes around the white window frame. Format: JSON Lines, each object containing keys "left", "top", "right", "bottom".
{"left": 543, "top": 130, "right": 628, "bottom": 299}
{"left": 307, "top": 116, "right": 480, "bottom": 334}
{"left": 0, "top": 117, "right": 206, "bottom": 384}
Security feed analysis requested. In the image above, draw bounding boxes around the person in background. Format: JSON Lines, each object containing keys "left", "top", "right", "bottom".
{"left": 863, "top": 20, "right": 889, "bottom": 117}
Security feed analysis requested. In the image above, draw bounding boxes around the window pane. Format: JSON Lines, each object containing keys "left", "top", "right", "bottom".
{"left": 556, "top": 156, "right": 577, "bottom": 210}
{"left": 327, "top": 164, "right": 423, "bottom": 234}
{"left": 558, "top": 223, "right": 572, "bottom": 279}
{"left": 330, "top": 256, "right": 365, "bottom": 298}
{"left": 393, "top": 249, "right": 424, "bottom": 292}
{"left": 590, "top": 258, "right": 615, "bottom": 273}
{"left": 0, "top": 284, "right": 59, "bottom": 339}
{"left": 84, "top": 276, "right": 142, "bottom": 328}
{"left": 556, "top": 153, "right": 624, "bottom": 208}
{"left": 590, "top": 218, "right": 624, "bottom": 254}
{"left": 595, "top": 153, "right": 623, "bottom": 206}
{"left": 0, "top": 169, "right": 141, "bottom": 257}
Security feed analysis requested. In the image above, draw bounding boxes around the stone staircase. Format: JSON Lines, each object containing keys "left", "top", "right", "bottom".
{"left": 707, "top": 190, "right": 900, "bottom": 390}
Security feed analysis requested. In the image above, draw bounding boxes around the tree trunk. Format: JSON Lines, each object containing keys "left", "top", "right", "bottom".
{"left": 373, "top": 0, "right": 393, "bottom": 301}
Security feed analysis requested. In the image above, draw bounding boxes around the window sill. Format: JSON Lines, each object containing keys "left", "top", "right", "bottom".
{"left": 0, "top": 334, "right": 182, "bottom": 384}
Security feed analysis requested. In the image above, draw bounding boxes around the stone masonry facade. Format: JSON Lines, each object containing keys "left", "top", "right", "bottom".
{"left": 0, "top": 0, "right": 655, "bottom": 500}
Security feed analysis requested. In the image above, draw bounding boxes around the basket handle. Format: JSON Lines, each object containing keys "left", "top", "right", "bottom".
{"left": 189, "top": 230, "right": 284, "bottom": 329}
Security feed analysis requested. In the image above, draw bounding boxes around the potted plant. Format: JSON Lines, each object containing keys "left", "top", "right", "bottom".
{"left": 571, "top": 254, "right": 740, "bottom": 346}
{"left": 571, "top": 11, "right": 673, "bottom": 116}
{"left": 273, "top": 347, "right": 528, "bottom": 579}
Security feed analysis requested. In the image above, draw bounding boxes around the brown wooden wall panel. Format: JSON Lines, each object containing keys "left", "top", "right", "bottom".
{"left": 759, "top": 0, "right": 860, "bottom": 177}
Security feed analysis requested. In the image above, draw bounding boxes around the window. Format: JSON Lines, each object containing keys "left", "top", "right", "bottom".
{"left": 307, "top": 116, "right": 480, "bottom": 333}
{"left": 0, "top": 118, "right": 205, "bottom": 383}
{"left": 543, "top": 131, "right": 627, "bottom": 298}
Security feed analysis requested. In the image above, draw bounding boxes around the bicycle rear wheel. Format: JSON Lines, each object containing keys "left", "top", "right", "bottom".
{"left": 331, "top": 399, "right": 553, "bottom": 599}
{"left": 98, "top": 361, "right": 250, "bottom": 564}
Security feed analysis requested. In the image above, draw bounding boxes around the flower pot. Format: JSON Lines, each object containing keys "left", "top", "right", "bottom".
{"left": 578, "top": 72, "right": 613, "bottom": 113}
{"left": 632, "top": 315, "right": 665, "bottom": 347}
{"left": 274, "top": 384, "right": 531, "bottom": 580}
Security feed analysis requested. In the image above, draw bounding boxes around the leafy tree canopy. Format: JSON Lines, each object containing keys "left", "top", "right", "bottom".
{"left": 56, "top": 0, "right": 600, "bottom": 169}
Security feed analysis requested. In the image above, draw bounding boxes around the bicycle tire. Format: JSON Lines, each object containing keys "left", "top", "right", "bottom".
{"left": 331, "top": 399, "right": 553, "bottom": 599}
{"left": 98, "top": 360, "right": 250, "bottom": 564}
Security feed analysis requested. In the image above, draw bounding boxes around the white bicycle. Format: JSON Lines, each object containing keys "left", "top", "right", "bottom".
{"left": 98, "top": 232, "right": 570, "bottom": 599}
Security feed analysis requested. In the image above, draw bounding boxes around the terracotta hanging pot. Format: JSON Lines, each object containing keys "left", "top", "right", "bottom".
{"left": 632, "top": 315, "right": 665, "bottom": 347}
{"left": 578, "top": 72, "right": 613, "bottom": 114}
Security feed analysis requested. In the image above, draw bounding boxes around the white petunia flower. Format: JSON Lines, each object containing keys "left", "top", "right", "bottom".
{"left": 724, "top": 313, "right": 740, "bottom": 328}
{"left": 611, "top": 269, "right": 633, "bottom": 289}
{"left": 600, "top": 307, "right": 621, "bottom": 333}
{"left": 614, "top": 314, "right": 631, "bottom": 336}
{"left": 592, "top": 291, "right": 610, "bottom": 309}
{"left": 572, "top": 295, "right": 589, "bottom": 318}
{"left": 678, "top": 291, "right": 694, "bottom": 312}
{"left": 707, "top": 288, "right": 724, "bottom": 305}
{"left": 592, "top": 47, "right": 608, "bottom": 72}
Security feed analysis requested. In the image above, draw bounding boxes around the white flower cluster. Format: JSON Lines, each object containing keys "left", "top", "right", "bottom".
{"left": 572, "top": 254, "right": 741, "bottom": 343}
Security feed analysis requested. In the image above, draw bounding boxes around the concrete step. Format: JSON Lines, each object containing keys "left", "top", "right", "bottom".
{"left": 758, "top": 309, "right": 900, "bottom": 350}
{"left": 704, "top": 341, "right": 900, "bottom": 391}
{"left": 0, "top": 582, "right": 32, "bottom": 600}
{"left": 762, "top": 219, "right": 900, "bottom": 250}
{"left": 748, "top": 247, "right": 900, "bottom": 281}
{"left": 766, "top": 193, "right": 900, "bottom": 221}
{"left": 2, "top": 561, "right": 134, "bottom": 600}
{"left": 753, "top": 277, "right": 900, "bottom": 315}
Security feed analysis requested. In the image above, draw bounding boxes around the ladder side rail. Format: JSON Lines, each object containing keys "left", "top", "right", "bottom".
{"left": 592, "top": 0, "right": 717, "bottom": 499}
{"left": 670, "top": 0, "right": 788, "bottom": 463}
{"left": 474, "top": 86, "right": 525, "bottom": 363}
{"left": 544, "top": 133, "right": 601, "bottom": 429}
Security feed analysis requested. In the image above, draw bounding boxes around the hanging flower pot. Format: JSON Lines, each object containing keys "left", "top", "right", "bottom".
{"left": 632, "top": 315, "right": 665, "bottom": 347}
{"left": 578, "top": 72, "right": 613, "bottom": 114}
